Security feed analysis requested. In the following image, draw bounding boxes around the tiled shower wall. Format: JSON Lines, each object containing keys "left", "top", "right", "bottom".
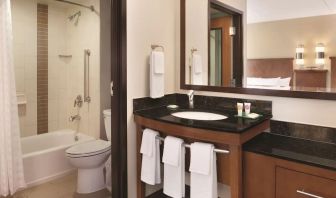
{"left": 12, "top": 0, "right": 101, "bottom": 138}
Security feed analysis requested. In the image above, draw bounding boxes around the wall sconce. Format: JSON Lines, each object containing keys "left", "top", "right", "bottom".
{"left": 315, "top": 43, "right": 325, "bottom": 67}
{"left": 295, "top": 44, "right": 304, "bottom": 66}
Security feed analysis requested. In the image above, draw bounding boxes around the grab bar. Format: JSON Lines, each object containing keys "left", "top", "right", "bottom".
{"left": 84, "top": 49, "right": 91, "bottom": 103}
{"left": 156, "top": 136, "right": 229, "bottom": 154}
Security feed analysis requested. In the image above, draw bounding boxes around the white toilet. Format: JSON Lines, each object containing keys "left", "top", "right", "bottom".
{"left": 66, "top": 109, "right": 111, "bottom": 194}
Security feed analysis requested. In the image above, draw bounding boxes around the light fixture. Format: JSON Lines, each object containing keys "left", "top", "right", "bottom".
{"left": 295, "top": 44, "right": 304, "bottom": 66}
{"left": 315, "top": 43, "right": 325, "bottom": 67}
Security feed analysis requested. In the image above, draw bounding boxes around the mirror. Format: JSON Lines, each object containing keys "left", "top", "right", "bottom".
{"left": 181, "top": 0, "right": 336, "bottom": 99}
{"left": 183, "top": 0, "right": 243, "bottom": 87}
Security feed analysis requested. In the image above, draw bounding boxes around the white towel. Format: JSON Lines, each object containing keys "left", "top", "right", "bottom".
{"left": 162, "top": 136, "right": 185, "bottom": 198}
{"left": 189, "top": 142, "right": 217, "bottom": 198}
{"left": 192, "top": 54, "right": 203, "bottom": 85}
{"left": 150, "top": 51, "right": 165, "bottom": 98}
{"left": 140, "top": 129, "right": 161, "bottom": 185}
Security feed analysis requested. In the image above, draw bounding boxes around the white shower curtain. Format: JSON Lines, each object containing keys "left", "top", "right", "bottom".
{"left": 0, "top": 0, "right": 26, "bottom": 196}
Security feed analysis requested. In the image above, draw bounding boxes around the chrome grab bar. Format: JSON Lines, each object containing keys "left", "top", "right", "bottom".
{"left": 84, "top": 49, "right": 91, "bottom": 103}
{"left": 296, "top": 190, "right": 324, "bottom": 198}
{"left": 156, "top": 136, "right": 229, "bottom": 154}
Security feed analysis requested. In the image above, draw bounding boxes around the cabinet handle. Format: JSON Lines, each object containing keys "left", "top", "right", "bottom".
{"left": 296, "top": 190, "right": 324, "bottom": 198}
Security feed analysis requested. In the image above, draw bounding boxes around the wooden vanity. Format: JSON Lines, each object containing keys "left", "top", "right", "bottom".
{"left": 134, "top": 114, "right": 270, "bottom": 198}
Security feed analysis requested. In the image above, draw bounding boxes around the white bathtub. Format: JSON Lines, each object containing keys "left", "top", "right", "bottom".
{"left": 21, "top": 129, "right": 95, "bottom": 187}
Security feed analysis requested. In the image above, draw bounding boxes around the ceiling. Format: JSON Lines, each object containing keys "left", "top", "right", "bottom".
{"left": 247, "top": 0, "right": 336, "bottom": 24}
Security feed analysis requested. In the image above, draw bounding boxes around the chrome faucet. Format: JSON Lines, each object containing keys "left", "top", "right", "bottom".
{"left": 187, "top": 90, "right": 195, "bottom": 109}
{"left": 69, "top": 115, "right": 81, "bottom": 122}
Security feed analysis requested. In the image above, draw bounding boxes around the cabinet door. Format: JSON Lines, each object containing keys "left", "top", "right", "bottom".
{"left": 276, "top": 167, "right": 336, "bottom": 198}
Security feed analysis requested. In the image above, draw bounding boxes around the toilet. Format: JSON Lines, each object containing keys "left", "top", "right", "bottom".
{"left": 66, "top": 109, "right": 111, "bottom": 194}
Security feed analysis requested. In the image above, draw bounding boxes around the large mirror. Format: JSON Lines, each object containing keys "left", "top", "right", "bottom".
{"left": 181, "top": 0, "right": 336, "bottom": 99}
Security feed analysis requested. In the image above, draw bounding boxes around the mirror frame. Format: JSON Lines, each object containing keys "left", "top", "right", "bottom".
{"left": 180, "top": 0, "right": 336, "bottom": 100}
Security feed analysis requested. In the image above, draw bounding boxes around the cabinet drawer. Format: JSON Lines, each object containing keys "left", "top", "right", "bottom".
{"left": 276, "top": 167, "right": 336, "bottom": 198}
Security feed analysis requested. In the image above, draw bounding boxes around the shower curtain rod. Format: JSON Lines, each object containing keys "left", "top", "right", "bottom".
{"left": 55, "top": 0, "right": 95, "bottom": 12}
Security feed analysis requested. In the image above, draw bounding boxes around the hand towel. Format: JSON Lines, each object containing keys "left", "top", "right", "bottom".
{"left": 162, "top": 136, "right": 185, "bottom": 198}
{"left": 189, "top": 142, "right": 217, "bottom": 198}
{"left": 192, "top": 54, "right": 203, "bottom": 85}
{"left": 140, "top": 129, "right": 161, "bottom": 185}
{"left": 150, "top": 51, "right": 165, "bottom": 98}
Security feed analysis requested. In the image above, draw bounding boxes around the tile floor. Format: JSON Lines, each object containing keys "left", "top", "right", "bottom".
{"left": 3, "top": 173, "right": 111, "bottom": 198}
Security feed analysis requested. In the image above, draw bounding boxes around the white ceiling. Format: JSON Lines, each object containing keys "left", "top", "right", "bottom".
{"left": 247, "top": 0, "right": 336, "bottom": 24}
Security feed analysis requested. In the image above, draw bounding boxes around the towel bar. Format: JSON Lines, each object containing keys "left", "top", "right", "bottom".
{"left": 156, "top": 136, "right": 230, "bottom": 154}
{"left": 151, "top": 44, "right": 164, "bottom": 51}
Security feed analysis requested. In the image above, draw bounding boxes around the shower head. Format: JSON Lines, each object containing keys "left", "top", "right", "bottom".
{"left": 68, "top": 11, "right": 81, "bottom": 26}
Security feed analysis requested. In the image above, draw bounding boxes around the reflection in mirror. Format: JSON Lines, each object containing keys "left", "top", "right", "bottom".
{"left": 209, "top": 6, "right": 233, "bottom": 87}
{"left": 184, "top": 0, "right": 242, "bottom": 87}
{"left": 210, "top": 28, "right": 222, "bottom": 86}
{"left": 182, "top": 0, "right": 336, "bottom": 96}
{"left": 246, "top": 0, "right": 336, "bottom": 92}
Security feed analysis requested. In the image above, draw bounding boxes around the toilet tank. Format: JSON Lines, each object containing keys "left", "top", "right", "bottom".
{"left": 103, "top": 109, "right": 111, "bottom": 141}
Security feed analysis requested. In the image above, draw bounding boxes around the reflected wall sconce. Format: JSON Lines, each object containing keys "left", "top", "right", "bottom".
{"left": 295, "top": 44, "right": 304, "bottom": 66}
{"left": 315, "top": 43, "right": 325, "bottom": 67}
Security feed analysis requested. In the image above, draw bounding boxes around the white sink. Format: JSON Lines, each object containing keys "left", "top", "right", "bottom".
{"left": 171, "top": 111, "right": 228, "bottom": 121}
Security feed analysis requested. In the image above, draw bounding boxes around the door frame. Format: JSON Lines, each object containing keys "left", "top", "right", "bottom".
{"left": 111, "top": 0, "right": 127, "bottom": 197}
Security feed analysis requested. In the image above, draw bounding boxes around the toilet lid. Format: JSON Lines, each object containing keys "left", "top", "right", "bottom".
{"left": 66, "top": 140, "right": 111, "bottom": 156}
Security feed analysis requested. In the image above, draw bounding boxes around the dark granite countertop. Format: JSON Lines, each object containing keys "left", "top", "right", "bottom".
{"left": 244, "top": 132, "right": 336, "bottom": 171}
{"left": 134, "top": 106, "right": 272, "bottom": 133}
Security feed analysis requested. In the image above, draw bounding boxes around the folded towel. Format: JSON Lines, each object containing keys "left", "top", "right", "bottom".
{"left": 162, "top": 136, "right": 185, "bottom": 198}
{"left": 140, "top": 129, "right": 161, "bottom": 185}
{"left": 189, "top": 142, "right": 217, "bottom": 198}
{"left": 150, "top": 52, "right": 165, "bottom": 98}
{"left": 192, "top": 54, "right": 203, "bottom": 85}
{"left": 193, "top": 54, "right": 202, "bottom": 74}
{"left": 151, "top": 51, "right": 165, "bottom": 74}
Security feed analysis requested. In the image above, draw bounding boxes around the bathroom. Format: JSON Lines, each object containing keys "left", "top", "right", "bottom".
{"left": 1, "top": 0, "right": 336, "bottom": 198}
{"left": 0, "top": 0, "right": 112, "bottom": 197}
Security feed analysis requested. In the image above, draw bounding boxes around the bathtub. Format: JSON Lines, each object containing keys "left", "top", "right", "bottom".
{"left": 21, "top": 129, "right": 95, "bottom": 187}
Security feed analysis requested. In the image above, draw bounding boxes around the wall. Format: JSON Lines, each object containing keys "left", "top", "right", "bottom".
{"left": 127, "top": 0, "right": 177, "bottom": 196}
{"left": 12, "top": 0, "right": 101, "bottom": 138}
{"left": 66, "top": 0, "right": 101, "bottom": 138}
{"left": 12, "top": 0, "right": 38, "bottom": 137}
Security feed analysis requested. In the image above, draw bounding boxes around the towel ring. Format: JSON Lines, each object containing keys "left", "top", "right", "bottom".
{"left": 151, "top": 44, "right": 164, "bottom": 52}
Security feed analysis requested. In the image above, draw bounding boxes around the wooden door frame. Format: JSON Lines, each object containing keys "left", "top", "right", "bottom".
{"left": 111, "top": 0, "right": 127, "bottom": 197}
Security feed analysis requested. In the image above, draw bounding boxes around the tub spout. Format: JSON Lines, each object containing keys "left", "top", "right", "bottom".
{"left": 69, "top": 115, "right": 81, "bottom": 122}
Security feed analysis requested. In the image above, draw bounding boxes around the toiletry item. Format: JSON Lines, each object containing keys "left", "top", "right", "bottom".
{"left": 244, "top": 102, "right": 251, "bottom": 115}
{"left": 237, "top": 103, "right": 243, "bottom": 116}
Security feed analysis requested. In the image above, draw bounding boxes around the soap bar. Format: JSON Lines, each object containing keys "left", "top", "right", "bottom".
{"left": 167, "top": 104, "right": 179, "bottom": 110}
{"left": 246, "top": 113, "right": 260, "bottom": 119}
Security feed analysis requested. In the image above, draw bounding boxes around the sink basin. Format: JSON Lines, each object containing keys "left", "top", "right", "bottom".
{"left": 171, "top": 111, "right": 228, "bottom": 121}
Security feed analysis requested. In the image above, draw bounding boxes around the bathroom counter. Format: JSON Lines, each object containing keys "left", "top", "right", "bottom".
{"left": 133, "top": 106, "right": 272, "bottom": 133}
{"left": 244, "top": 132, "right": 336, "bottom": 171}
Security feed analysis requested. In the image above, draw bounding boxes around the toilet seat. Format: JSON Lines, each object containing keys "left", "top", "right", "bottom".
{"left": 66, "top": 140, "right": 111, "bottom": 158}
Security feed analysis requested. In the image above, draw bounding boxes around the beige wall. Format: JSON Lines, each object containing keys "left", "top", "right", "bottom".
{"left": 127, "top": 0, "right": 177, "bottom": 196}
{"left": 12, "top": 0, "right": 38, "bottom": 137}
{"left": 127, "top": 0, "right": 336, "bottom": 196}
{"left": 12, "top": 0, "right": 101, "bottom": 138}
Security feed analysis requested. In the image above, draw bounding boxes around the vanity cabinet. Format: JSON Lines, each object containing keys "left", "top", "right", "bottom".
{"left": 244, "top": 152, "right": 336, "bottom": 198}
{"left": 134, "top": 115, "right": 270, "bottom": 198}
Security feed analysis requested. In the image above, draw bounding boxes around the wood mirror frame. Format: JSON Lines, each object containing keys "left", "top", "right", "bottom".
{"left": 180, "top": 0, "right": 336, "bottom": 100}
